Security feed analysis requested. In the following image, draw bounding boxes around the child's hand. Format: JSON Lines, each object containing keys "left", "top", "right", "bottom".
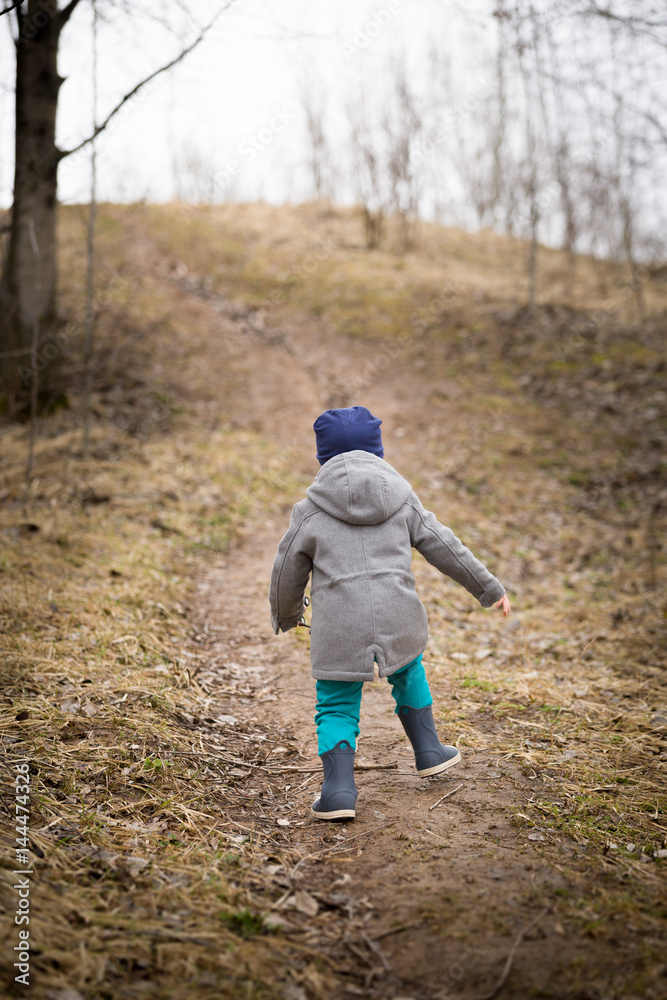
{"left": 495, "top": 594, "right": 511, "bottom": 616}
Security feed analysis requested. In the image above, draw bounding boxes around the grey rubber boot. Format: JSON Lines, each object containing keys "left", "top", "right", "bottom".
{"left": 398, "top": 705, "right": 461, "bottom": 777}
{"left": 311, "top": 739, "right": 357, "bottom": 820}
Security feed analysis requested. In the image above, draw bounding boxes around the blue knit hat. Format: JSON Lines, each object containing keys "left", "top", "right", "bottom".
{"left": 313, "top": 405, "right": 384, "bottom": 466}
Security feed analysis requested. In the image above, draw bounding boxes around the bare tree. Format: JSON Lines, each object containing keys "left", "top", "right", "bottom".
{"left": 347, "top": 93, "right": 390, "bottom": 249}
{"left": 302, "top": 78, "right": 335, "bottom": 201}
{"left": 305, "top": 1, "right": 667, "bottom": 276}
{"left": 0, "top": 1, "right": 231, "bottom": 414}
{"left": 490, "top": 3, "right": 511, "bottom": 231}
{"left": 345, "top": 58, "right": 426, "bottom": 252}
{"left": 542, "top": 16, "right": 578, "bottom": 272}
{"left": 513, "top": 14, "right": 543, "bottom": 315}
{"left": 383, "top": 57, "right": 424, "bottom": 251}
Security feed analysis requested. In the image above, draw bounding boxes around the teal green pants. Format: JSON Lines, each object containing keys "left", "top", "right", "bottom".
{"left": 314, "top": 653, "right": 432, "bottom": 755}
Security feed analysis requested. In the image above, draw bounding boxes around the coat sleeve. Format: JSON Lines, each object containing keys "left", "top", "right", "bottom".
{"left": 407, "top": 493, "right": 505, "bottom": 607}
{"left": 269, "top": 504, "right": 313, "bottom": 634}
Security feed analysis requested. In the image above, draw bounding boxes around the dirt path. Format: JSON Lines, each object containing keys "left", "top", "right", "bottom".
{"left": 176, "top": 304, "right": 591, "bottom": 1000}
{"left": 194, "top": 533, "right": 566, "bottom": 1000}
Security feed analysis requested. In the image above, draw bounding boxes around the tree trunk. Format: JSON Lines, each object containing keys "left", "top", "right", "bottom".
{"left": 362, "top": 206, "right": 384, "bottom": 249}
{"left": 527, "top": 197, "right": 538, "bottom": 317}
{"left": 1, "top": 1, "right": 65, "bottom": 412}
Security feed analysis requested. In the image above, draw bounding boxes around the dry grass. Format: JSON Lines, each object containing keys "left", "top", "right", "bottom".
{"left": 425, "top": 603, "right": 667, "bottom": 860}
{"left": 0, "top": 206, "right": 324, "bottom": 997}
{"left": 0, "top": 420, "right": 335, "bottom": 998}
{"left": 138, "top": 199, "right": 666, "bottom": 332}
{"left": 1, "top": 200, "right": 666, "bottom": 997}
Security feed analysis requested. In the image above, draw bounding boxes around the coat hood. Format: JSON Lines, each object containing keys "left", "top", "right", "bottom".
{"left": 306, "top": 450, "right": 412, "bottom": 525}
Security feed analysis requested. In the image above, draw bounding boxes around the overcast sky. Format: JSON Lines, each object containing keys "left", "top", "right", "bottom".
{"left": 1, "top": 0, "right": 488, "bottom": 208}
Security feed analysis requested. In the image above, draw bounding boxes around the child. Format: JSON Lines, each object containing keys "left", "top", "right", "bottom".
{"left": 269, "top": 405, "right": 509, "bottom": 820}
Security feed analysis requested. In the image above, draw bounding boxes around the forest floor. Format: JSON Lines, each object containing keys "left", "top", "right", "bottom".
{"left": 1, "top": 202, "right": 666, "bottom": 1000}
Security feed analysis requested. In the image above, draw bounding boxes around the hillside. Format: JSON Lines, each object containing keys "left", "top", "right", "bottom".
{"left": 1, "top": 201, "right": 665, "bottom": 1000}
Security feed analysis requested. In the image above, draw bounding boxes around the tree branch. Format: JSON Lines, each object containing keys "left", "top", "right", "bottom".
{"left": 577, "top": 3, "right": 667, "bottom": 44}
{"left": 57, "top": 0, "right": 84, "bottom": 29}
{"left": 644, "top": 110, "right": 667, "bottom": 148}
{"left": 0, "top": 2, "right": 21, "bottom": 17}
{"left": 585, "top": 4, "right": 667, "bottom": 30}
{"left": 57, "top": 3, "right": 236, "bottom": 161}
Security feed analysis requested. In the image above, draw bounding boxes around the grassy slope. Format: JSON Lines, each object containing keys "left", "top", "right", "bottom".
{"left": 0, "top": 200, "right": 665, "bottom": 998}
{"left": 1, "top": 205, "right": 314, "bottom": 998}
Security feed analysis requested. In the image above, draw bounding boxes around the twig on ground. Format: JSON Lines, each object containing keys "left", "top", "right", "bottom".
{"left": 421, "top": 826, "right": 448, "bottom": 845}
{"left": 370, "top": 918, "right": 426, "bottom": 941}
{"left": 429, "top": 782, "right": 464, "bottom": 811}
{"left": 355, "top": 762, "right": 398, "bottom": 771}
{"left": 361, "top": 930, "right": 391, "bottom": 972}
{"left": 468, "top": 906, "right": 549, "bottom": 1000}
{"left": 274, "top": 762, "right": 398, "bottom": 773}
{"left": 289, "top": 823, "right": 387, "bottom": 879}
{"left": 293, "top": 772, "right": 319, "bottom": 792}
{"left": 344, "top": 937, "right": 374, "bottom": 968}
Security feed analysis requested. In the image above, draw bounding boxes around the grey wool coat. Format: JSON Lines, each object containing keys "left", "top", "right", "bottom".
{"left": 269, "top": 450, "right": 506, "bottom": 682}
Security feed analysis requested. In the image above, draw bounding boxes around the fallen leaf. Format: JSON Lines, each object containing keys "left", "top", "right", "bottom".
{"left": 96, "top": 850, "right": 119, "bottom": 869}
{"left": 222, "top": 833, "right": 247, "bottom": 845}
{"left": 125, "top": 856, "right": 149, "bottom": 872}
{"left": 263, "top": 912, "right": 293, "bottom": 932}
{"left": 289, "top": 890, "right": 319, "bottom": 917}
